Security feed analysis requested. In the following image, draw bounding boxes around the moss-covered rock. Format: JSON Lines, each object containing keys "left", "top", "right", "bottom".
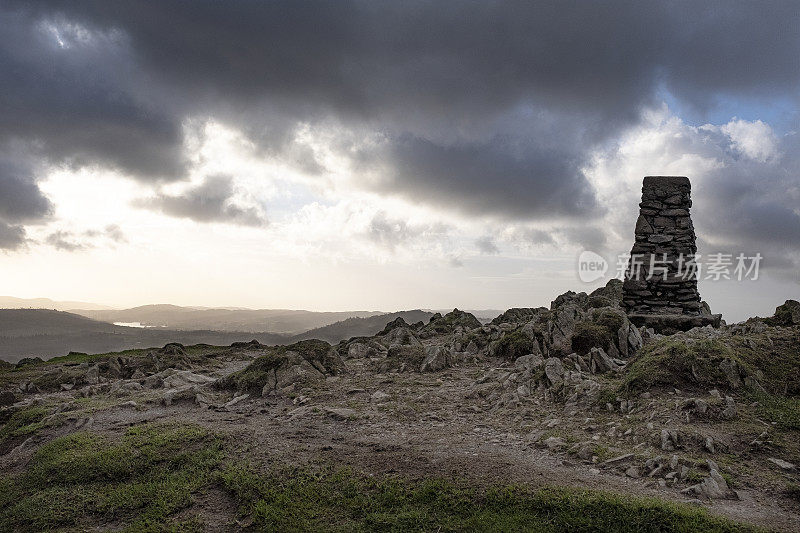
{"left": 619, "top": 328, "right": 800, "bottom": 398}
{"left": 218, "top": 339, "right": 346, "bottom": 394}
{"left": 379, "top": 345, "right": 426, "bottom": 372}
{"left": 377, "top": 317, "right": 410, "bottom": 336}
{"left": 490, "top": 308, "right": 546, "bottom": 326}
{"left": 491, "top": 330, "right": 538, "bottom": 360}
{"left": 420, "top": 309, "right": 481, "bottom": 337}
{"left": 766, "top": 300, "right": 800, "bottom": 326}
{"left": 571, "top": 322, "right": 612, "bottom": 355}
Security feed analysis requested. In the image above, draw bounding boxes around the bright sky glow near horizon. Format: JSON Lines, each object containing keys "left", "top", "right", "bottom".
{"left": 1, "top": 2, "right": 798, "bottom": 322}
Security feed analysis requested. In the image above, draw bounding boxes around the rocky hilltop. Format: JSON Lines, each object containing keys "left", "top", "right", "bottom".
{"left": 0, "top": 286, "right": 798, "bottom": 531}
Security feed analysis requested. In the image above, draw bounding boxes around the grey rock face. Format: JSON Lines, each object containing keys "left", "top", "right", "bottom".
{"left": 544, "top": 357, "right": 564, "bottom": 387}
{"left": 420, "top": 345, "right": 450, "bottom": 372}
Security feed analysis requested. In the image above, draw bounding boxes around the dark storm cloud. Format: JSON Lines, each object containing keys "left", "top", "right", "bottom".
{"left": 138, "top": 175, "right": 267, "bottom": 227}
{"left": 0, "top": 159, "right": 53, "bottom": 224}
{"left": 362, "top": 134, "right": 600, "bottom": 219}
{"left": 0, "top": 154, "right": 53, "bottom": 249}
{"left": 0, "top": 8, "right": 186, "bottom": 178}
{"left": 2, "top": 1, "right": 799, "bottom": 240}
{"left": 0, "top": 222, "right": 26, "bottom": 251}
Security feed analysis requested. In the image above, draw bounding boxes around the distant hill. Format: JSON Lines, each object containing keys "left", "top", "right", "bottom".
{"left": 0, "top": 309, "right": 287, "bottom": 363}
{"left": 0, "top": 307, "right": 485, "bottom": 363}
{"left": 0, "top": 309, "right": 121, "bottom": 337}
{"left": 292, "top": 310, "right": 435, "bottom": 343}
{"left": 0, "top": 296, "right": 115, "bottom": 311}
{"left": 72, "top": 305, "right": 384, "bottom": 334}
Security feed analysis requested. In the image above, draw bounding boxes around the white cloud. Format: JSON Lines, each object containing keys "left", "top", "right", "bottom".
{"left": 719, "top": 118, "right": 779, "bottom": 163}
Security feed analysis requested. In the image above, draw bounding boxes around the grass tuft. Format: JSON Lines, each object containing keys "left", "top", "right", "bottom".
{"left": 0, "top": 422, "right": 224, "bottom": 532}
{"left": 0, "top": 406, "right": 50, "bottom": 448}
{"left": 217, "top": 465, "right": 755, "bottom": 532}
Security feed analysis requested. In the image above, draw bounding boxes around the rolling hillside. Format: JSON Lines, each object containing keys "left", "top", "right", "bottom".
{"left": 73, "top": 305, "right": 383, "bottom": 334}
{"left": 0, "top": 309, "right": 287, "bottom": 363}
{"left": 291, "top": 310, "right": 435, "bottom": 343}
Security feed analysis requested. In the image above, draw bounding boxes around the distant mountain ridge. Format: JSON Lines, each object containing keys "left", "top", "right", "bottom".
{"left": 0, "top": 309, "right": 433, "bottom": 362}
{"left": 0, "top": 309, "right": 288, "bottom": 363}
{"left": 290, "top": 310, "right": 435, "bottom": 343}
{"left": 71, "top": 306, "right": 384, "bottom": 335}
{"left": 0, "top": 296, "right": 115, "bottom": 311}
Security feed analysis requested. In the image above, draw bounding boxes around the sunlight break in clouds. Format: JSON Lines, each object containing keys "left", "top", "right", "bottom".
{"left": 0, "top": 1, "right": 797, "bottom": 320}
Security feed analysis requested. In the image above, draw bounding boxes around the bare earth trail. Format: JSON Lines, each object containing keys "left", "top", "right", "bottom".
{"left": 27, "top": 356, "right": 795, "bottom": 532}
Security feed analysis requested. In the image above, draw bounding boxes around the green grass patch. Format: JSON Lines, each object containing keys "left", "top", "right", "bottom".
{"left": 0, "top": 406, "right": 50, "bottom": 447}
{"left": 46, "top": 348, "right": 151, "bottom": 366}
{"left": 0, "top": 424, "right": 761, "bottom": 532}
{"left": 218, "top": 465, "right": 754, "bottom": 532}
{"left": 619, "top": 338, "right": 743, "bottom": 395}
{"left": 746, "top": 390, "right": 800, "bottom": 430}
{"left": 0, "top": 422, "right": 224, "bottom": 532}
{"left": 619, "top": 328, "right": 800, "bottom": 399}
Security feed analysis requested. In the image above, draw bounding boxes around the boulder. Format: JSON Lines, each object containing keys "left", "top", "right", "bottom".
{"left": 548, "top": 304, "right": 583, "bottom": 355}
{"left": 161, "top": 369, "right": 216, "bottom": 389}
{"left": 719, "top": 358, "right": 742, "bottom": 389}
{"left": 346, "top": 341, "right": 385, "bottom": 359}
{"left": 323, "top": 407, "right": 356, "bottom": 420}
{"left": 380, "top": 327, "right": 421, "bottom": 349}
{"left": 0, "top": 390, "right": 15, "bottom": 406}
{"left": 371, "top": 391, "right": 390, "bottom": 403}
{"left": 661, "top": 429, "right": 679, "bottom": 451}
{"left": 378, "top": 317, "right": 410, "bottom": 335}
{"left": 544, "top": 357, "right": 564, "bottom": 387}
{"left": 589, "top": 347, "right": 619, "bottom": 374}
{"left": 419, "top": 309, "right": 482, "bottom": 338}
{"left": 769, "top": 300, "right": 800, "bottom": 326}
{"left": 420, "top": 345, "right": 450, "bottom": 372}
{"left": 266, "top": 352, "right": 325, "bottom": 393}
{"left": 491, "top": 307, "right": 548, "bottom": 326}
{"left": 514, "top": 354, "right": 544, "bottom": 372}
{"left": 720, "top": 396, "right": 737, "bottom": 420}
{"left": 767, "top": 458, "right": 796, "bottom": 471}
{"left": 681, "top": 465, "right": 733, "bottom": 500}
{"left": 543, "top": 436, "right": 566, "bottom": 451}
{"left": 84, "top": 365, "right": 100, "bottom": 385}
{"left": 160, "top": 343, "right": 186, "bottom": 356}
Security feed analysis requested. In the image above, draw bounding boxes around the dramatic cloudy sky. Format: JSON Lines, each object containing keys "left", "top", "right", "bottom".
{"left": 1, "top": 1, "right": 798, "bottom": 320}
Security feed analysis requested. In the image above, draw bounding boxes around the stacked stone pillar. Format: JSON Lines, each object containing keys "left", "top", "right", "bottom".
{"left": 622, "top": 176, "right": 720, "bottom": 333}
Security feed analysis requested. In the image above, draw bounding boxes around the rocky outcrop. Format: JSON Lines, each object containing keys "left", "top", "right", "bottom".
{"left": 418, "top": 309, "right": 482, "bottom": 338}
{"left": 379, "top": 326, "right": 422, "bottom": 349}
{"left": 490, "top": 308, "right": 546, "bottom": 325}
{"left": 219, "top": 339, "right": 346, "bottom": 395}
{"left": 768, "top": 300, "right": 800, "bottom": 326}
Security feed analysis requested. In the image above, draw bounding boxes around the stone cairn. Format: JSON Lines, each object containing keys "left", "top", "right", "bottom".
{"left": 622, "top": 176, "right": 721, "bottom": 333}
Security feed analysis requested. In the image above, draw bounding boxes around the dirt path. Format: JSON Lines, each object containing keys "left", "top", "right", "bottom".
{"left": 67, "top": 357, "right": 799, "bottom": 532}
